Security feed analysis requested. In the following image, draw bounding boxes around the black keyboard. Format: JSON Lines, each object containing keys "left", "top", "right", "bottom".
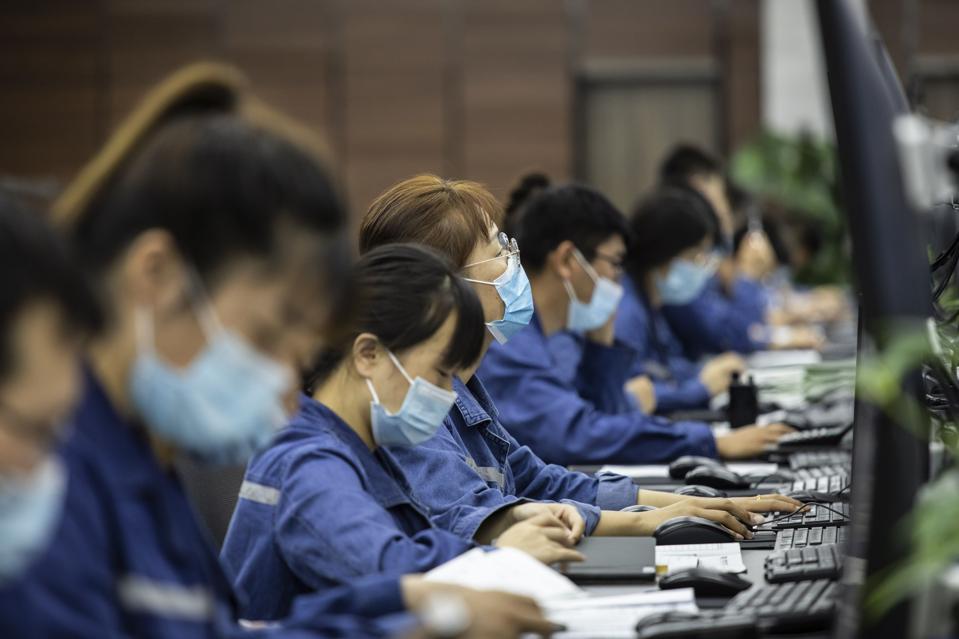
{"left": 789, "top": 473, "right": 849, "bottom": 494}
{"left": 765, "top": 544, "right": 843, "bottom": 583}
{"left": 789, "top": 450, "right": 851, "bottom": 470}
{"left": 769, "top": 502, "right": 849, "bottom": 529}
{"left": 727, "top": 579, "right": 837, "bottom": 630}
{"left": 773, "top": 423, "right": 853, "bottom": 450}
{"left": 775, "top": 526, "right": 848, "bottom": 550}
{"left": 791, "top": 466, "right": 848, "bottom": 482}
{"left": 636, "top": 581, "right": 837, "bottom": 637}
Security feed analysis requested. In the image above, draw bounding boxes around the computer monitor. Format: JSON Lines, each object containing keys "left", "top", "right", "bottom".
{"left": 815, "top": 2, "right": 933, "bottom": 638}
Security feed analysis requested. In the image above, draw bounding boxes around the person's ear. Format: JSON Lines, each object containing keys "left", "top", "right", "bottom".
{"left": 547, "top": 240, "right": 578, "bottom": 280}
{"left": 117, "top": 229, "right": 190, "bottom": 315}
{"left": 352, "top": 333, "right": 382, "bottom": 378}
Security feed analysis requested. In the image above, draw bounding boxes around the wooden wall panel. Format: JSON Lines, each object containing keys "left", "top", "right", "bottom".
{"left": 103, "top": 0, "right": 222, "bottom": 130}
{"left": 584, "top": 0, "right": 714, "bottom": 59}
{"left": 0, "top": 2, "right": 102, "bottom": 183}
{"left": 462, "top": 0, "right": 570, "bottom": 202}
{"left": 341, "top": 0, "right": 447, "bottom": 214}
{"left": 725, "top": 0, "right": 761, "bottom": 150}
{"left": 222, "top": 0, "right": 335, "bottom": 142}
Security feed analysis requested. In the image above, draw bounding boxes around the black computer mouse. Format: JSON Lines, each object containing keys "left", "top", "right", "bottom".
{"left": 634, "top": 610, "right": 701, "bottom": 636}
{"left": 684, "top": 465, "right": 750, "bottom": 490}
{"left": 675, "top": 484, "right": 728, "bottom": 498}
{"left": 668, "top": 455, "right": 722, "bottom": 479}
{"left": 654, "top": 516, "right": 738, "bottom": 545}
{"left": 659, "top": 567, "right": 753, "bottom": 597}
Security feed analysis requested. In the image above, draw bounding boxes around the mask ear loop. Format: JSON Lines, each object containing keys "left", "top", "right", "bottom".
{"left": 386, "top": 350, "right": 415, "bottom": 386}
{"left": 133, "top": 306, "right": 157, "bottom": 354}
{"left": 571, "top": 247, "right": 600, "bottom": 284}
{"left": 185, "top": 267, "right": 223, "bottom": 340}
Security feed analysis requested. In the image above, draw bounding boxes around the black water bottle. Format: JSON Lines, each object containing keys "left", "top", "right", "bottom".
{"left": 727, "top": 372, "right": 759, "bottom": 428}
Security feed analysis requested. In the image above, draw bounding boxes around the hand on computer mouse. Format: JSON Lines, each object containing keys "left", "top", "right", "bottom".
{"left": 636, "top": 498, "right": 756, "bottom": 540}
{"left": 494, "top": 513, "right": 586, "bottom": 565}
{"left": 715, "top": 423, "right": 795, "bottom": 459}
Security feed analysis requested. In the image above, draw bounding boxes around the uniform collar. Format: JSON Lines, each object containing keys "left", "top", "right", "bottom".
{"left": 452, "top": 376, "right": 498, "bottom": 429}
{"left": 68, "top": 366, "right": 168, "bottom": 491}
{"left": 294, "top": 394, "right": 417, "bottom": 504}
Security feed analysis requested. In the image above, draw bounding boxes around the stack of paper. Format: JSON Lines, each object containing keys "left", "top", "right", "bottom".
{"left": 655, "top": 543, "right": 747, "bottom": 574}
{"left": 425, "top": 549, "right": 700, "bottom": 639}
{"left": 598, "top": 462, "right": 778, "bottom": 480}
{"left": 543, "top": 589, "right": 698, "bottom": 639}
{"left": 424, "top": 547, "right": 584, "bottom": 603}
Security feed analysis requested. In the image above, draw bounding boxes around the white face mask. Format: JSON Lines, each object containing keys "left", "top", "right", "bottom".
{"left": 0, "top": 458, "right": 66, "bottom": 582}
{"left": 564, "top": 248, "right": 624, "bottom": 332}
{"left": 367, "top": 350, "right": 457, "bottom": 448}
{"left": 129, "top": 274, "right": 292, "bottom": 466}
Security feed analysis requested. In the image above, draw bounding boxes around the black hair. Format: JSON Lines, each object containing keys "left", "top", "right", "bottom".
{"left": 0, "top": 196, "right": 103, "bottom": 380}
{"left": 506, "top": 181, "right": 628, "bottom": 273}
{"left": 505, "top": 172, "right": 551, "bottom": 218}
{"left": 659, "top": 144, "right": 722, "bottom": 185}
{"left": 303, "top": 243, "right": 486, "bottom": 391}
{"left": 626, "top": 188, "right": 713, "bottom": 282}
{"left": 72, "top": 113, "right": 348, "bottom": 289}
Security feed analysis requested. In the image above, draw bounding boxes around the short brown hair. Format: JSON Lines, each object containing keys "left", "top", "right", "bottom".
{"left": 360, "top": 174, "right": 504, "bottom": 268}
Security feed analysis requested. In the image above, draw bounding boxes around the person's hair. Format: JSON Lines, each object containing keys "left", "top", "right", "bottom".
{"left": 505, "top": 172, "right": 550, "bottom": 218}
{"left": 360, "top": 175, "right": 503, "bottom": 268}
{"left": 659, "top": 144, "right": 722, "bottom": 185}
{"left": 0, "top": 196, "right": 103, "bottom": 381}
{"left": 504, "top": 180, "right": 628, "bottom": 273}
{"left": 626, "top": 188, "right": 713, "bottom": 282}
{"left": 72, "top": 113, "right": 347, "bottom": 288}
{"left": 303, "top": 243, "right": 486, "bottom": 392}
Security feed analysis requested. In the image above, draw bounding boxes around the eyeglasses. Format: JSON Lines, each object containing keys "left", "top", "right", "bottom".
{"left": 463, "top": 232, "right": 520, "bottom": 270}
{"left": 592, "top": 251, "right": 625, "bottom": 272}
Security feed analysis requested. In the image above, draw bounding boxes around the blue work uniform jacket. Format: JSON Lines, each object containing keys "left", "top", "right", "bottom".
{"left": 220, "top": 395, "right": 475, "bottom": 621}
{"left": 387, "top": 376, "right": 639, "bottom": 539}
{"left": 0, "top": 370, "right": 408, "bottom": 639}
{"left": 662, "top": 276, "right": 769, "bottom": 358}
{"left": 611, "top": 275, "right": 711, "bottom": 414}
{"left": 476, "top": 313, "right": 717, "bottom": 466}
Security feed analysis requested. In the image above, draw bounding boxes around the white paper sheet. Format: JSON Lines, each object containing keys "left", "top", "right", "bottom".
{"left": 598, "top": 462, "right": 779, "bottom": 479}
{"left": 540, "top": 589, "right": 698, "bottom": 639}
{"left": 424, "top": 548, "right": 584, "bottom": 603}
{"left": 655, "top": 543, "right": 747, "bottom": 574}
{"left": 747, "top": 349, "right": 822, "bottom": 369}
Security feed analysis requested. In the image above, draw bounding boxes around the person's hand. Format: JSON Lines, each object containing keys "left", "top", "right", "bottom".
{"left": 633, "top": 497, "right": 759, "bottom": 539}
{"left": 736, "top": 230, "right": 776, "bottom": 281}
{"left": 584, "top": 312, "right": 616, "bottom": 346}
{"left": 402, "top": 578, "right": 561, "bottom": 638}
{"left": 509, "top": 502, "right": 586, "bottom": 543}
{"left": 715, "top": 423, "right": 794, "bottom": 459}
{"left": 727, "top": 494, "right": 807, "bottom": 525}
{"left": 625, "top": 375, "right": 657, "bottom": 414}
{"left": 698, "top": 353, "right": 746, "bottom": 395}
{"left": 772, "top": 326, "right": 824, "bottom": 350}
{"left": 494, "top": 513, "right": 586, "bottom": 565}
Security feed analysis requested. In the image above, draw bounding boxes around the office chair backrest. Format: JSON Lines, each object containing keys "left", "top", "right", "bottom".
{"left": 176, "top": 457, "right": 247, "bottom": 549}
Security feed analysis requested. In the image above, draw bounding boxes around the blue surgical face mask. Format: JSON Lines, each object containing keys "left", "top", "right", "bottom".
{"left": 655, "top": 258, "right": 716, "bottom": 306}
{"left": 463, "top": 253, "right": 533, "bottom": 344}
{"left": 564, "top": 249, "right": 624, "bottom": 332}
{"left": 0, "top": 458, "right": 66, "bottom": 582}
{"left": 129, "top": 281, "right": 292, "bottom": 466}
{"left": 367, "top": 350, "right": 457, "bottom": 448}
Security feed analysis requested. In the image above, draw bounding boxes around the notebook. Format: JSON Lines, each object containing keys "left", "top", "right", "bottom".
{"left": 559, "top": 536, "right": 657, "bottom": 583}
